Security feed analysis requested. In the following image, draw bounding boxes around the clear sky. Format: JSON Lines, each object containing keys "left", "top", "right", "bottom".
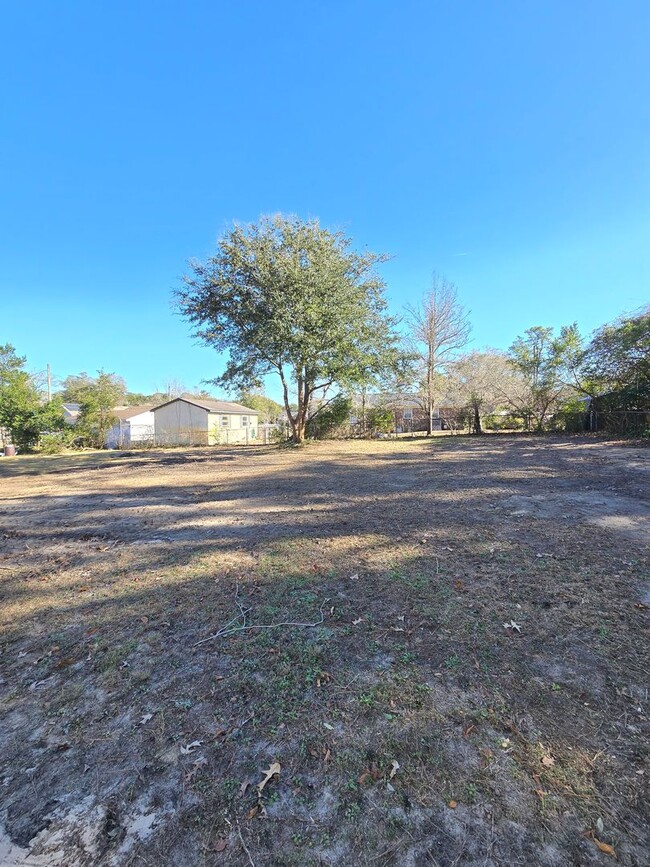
{"left": 1, "top": 1, "right": 648, "bottom": 400}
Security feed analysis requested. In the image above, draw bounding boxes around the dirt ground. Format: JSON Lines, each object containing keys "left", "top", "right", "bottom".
{"left": 0, "top": 435, "right": 648, "bottom": 866}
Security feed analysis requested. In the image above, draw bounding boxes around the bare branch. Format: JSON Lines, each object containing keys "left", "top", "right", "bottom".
{"left": 193, "top": 587, "right": 329, "bottom": 648}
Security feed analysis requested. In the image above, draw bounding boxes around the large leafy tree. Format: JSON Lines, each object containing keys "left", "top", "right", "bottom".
{"left": 62, "top": 371, "right": 126, "bottom": 447}
{"left": 580, "top": 307, "right": 650, "bottom": 409}
{"left": 0, "top": 344, "right": 65, "bottom": 449}
{"left": 507, "top": 325, "right": 582, "bottom": 430}
{"left": 177, "top": 215, "right": 401, "bottom": 442}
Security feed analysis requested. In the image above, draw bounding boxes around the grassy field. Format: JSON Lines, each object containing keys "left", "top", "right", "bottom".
{"left": 0, "top": 435, "right": 648, "bottom": 866}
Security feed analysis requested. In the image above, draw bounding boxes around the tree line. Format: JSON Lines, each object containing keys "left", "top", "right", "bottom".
{"left": 2, "top": 213, "right": 648, "bottom": 450}
{"left": 178, "top": 214, "right": 649, "bottom": 441}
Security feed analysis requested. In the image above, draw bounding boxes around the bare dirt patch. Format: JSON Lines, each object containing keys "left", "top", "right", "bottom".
{"left": 0, "top": 436, "right": 648, "bottom": 865}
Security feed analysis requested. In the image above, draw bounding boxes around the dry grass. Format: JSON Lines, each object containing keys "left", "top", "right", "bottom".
{"left": 0, "top": 435, "right": 648, "bottom": 866}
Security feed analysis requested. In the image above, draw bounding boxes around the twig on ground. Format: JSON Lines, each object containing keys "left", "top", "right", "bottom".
{"left": 236, "top": 820, "right": 256, "bottom": 867}
{"left": 336, "top": 673, "right": 361, "bottom": 691}
{"left": 193, "top": 583, "right": 329, "bottom": 647}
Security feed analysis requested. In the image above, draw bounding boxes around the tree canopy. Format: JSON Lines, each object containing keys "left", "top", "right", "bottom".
{"left": 62, "top": 371, "right": 126, "bottom": 447}
{"left": 507, "top": 325, "right": 581, "bottom": 430}
{"left": 0, "top": 344, "right": 65, "bottom": 449}
{"left": 177, "top": 215, "right": 401, "bottom": 441}
{"left": 237, "top": 391, "right": 285, "bottom": 425}
{"left": 580, "top": 307, "right": 650, "bottom": 409}
{"left": 448, "top": 350, "right": 512, "bottom": 434}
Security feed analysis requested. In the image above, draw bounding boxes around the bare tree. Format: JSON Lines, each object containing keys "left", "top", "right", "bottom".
{"left": 406, "top": 274, "right": 471, "bottom": 434}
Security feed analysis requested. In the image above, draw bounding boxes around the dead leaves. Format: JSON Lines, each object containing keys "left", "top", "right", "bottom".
{"left": 358, "top": 763, "right": 380, "bottom": 785}
{"left": 309, "top": 745, "right": 332, "bottom": 765}
{"left": 184, "top": 756, "right": 208, "bottom": 783}
{"left": 245, "top": 803, "right": 263, "bottom": 820}
{"left": 257, "top": 761, "right": 281, "bottom": 795}
{"left": 585, "top": 831, "right": 616, "bottom": 857}
{"left": 503, "top": 619, "right": 522, "bottom": 633}
{"left": 244, "top": 762, "right": 282, "bottom": 820}
{"left": 357, "top": 760, "right": 400, "bottom": 786}
{"left": 479, "top": 747, "right": 493, "bottom": 770}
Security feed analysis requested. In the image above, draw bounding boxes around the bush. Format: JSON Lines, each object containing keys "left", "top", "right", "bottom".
{"left": 38, "top": 430, "right": 76, "bottom": 454}
{"left": 483, "top": 414, "right": 524, "bottom": 432}
{"left": 366, "top": 407, "right": 393, "bottom": 435}
{"left": 307, "top": 395, "right": 352, "bottom": 439}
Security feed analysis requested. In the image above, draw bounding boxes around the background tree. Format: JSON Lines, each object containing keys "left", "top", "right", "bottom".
{"left": 62, "top": 371, "right": 126, "bottom": 447}
{"left": 0, "top": 343, "right": 27, "bottom": 380}
{"left": 406, "top": 274, "right": 471, "bottom": 434}
{"left": 506, "top": 324, "right": 581, "bottom": 430}
{"left": 124, "top": 391, "right": 153, "bottom": 406}
{"left": 238, "top": 391, "right": 285, "bottom": 424}
{"left": 580, "top": 306, "right": 650, "bottom": 409}
{"left": 0, "top": 345, "right": 66, "bottom": 449}
{"left": 177, "top": 214, "right": 401, "bottom": 442}
{"left": 305, "top": 393, "right": 352, "bottom": 438}
{"left": 448, "top": 350, "right": 513, "bottom": 434}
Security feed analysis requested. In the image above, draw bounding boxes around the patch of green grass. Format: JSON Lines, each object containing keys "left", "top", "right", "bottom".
{"left": 98, "top": 639, "right": 138, "bottom": 672}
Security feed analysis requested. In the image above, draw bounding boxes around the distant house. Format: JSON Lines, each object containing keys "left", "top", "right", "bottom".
{"left": 352, "top": 392, "right": 466, "bottom": 433}
{"left": 152, "top": 395, "right": 259, "bottom": 446}
{"left": 105, "top": 406, "right": 155, "bottom": 448}
{"left": 62, "top": 403, "right": 81, "bottom": 425}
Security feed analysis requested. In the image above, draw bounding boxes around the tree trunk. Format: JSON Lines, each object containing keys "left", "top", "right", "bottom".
{"left": 473, "top": 404, "right": 482, "bottom": 435}
{"left": 279, "top": 368, "right": 300, "bottom": 442}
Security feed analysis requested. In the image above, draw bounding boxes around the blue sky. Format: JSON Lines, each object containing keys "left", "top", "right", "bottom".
{"left": 1, "top": 1, "right": 648, "bottom": 400}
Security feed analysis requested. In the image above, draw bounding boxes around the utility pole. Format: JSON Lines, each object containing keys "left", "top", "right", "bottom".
{"left": 47, "top": 364, "right": 52, "bottom": 403}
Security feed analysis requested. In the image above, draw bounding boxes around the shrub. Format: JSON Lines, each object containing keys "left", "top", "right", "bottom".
{"left": 38, "top": 430, "right": 77, "bottom": 454}
{"left": 366, "top": 406, "right": 393, "bottom": 435}
{"left": 307, "top": 395, "right": 352, "bottom": 439}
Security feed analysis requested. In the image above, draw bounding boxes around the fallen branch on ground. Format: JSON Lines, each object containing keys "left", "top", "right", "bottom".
{"left": 193, "top": 583, "right": 330, "bottom": 647}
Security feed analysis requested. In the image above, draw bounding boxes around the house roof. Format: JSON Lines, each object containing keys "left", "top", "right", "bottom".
{"left": 152, "top": 394, "right": 260, "bottom": 415}
{"left": 354, "top": 391, "right": 467, "bottom": 410}
{"left": 112, "top": 405, "right": 154, "bottom": 421}
{"left": 62, "top": 403, "right": 81, "bottom": 422}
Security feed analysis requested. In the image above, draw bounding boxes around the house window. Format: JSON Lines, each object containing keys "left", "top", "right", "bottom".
{"left": 242, "top": 415, "right": 249, "bottom": 427}
{"left": 403, "top": 409, "right": 413, "bottom": 420}
{"left": 221, "top": 416, "right": 229, "bottom": 428}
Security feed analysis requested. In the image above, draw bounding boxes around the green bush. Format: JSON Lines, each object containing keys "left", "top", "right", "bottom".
{"left": 307, "top": 395, "right": 352, "bottom": 439}
{"left": 483, "top": 413, "right": 524, "bottom": 431}
{"left": 366, "top": 406, "right": 393, "bottom": 435}
{"left": 38, "top": 430, "right": 76, "bottom": 454}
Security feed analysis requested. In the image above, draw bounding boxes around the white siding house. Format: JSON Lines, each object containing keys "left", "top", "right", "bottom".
{"left": 152, "top": 396, "right": 259, "bottom": 446}
{"left": 106, "top": 406, "right": 155, "bottom": 448}
{"left": 62, "top": 403, "right": 81, "bottom": 425}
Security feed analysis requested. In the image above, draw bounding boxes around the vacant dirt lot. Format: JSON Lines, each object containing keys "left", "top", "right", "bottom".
{"left": 0, "top": 435, "right": 648, "bottom": 866}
